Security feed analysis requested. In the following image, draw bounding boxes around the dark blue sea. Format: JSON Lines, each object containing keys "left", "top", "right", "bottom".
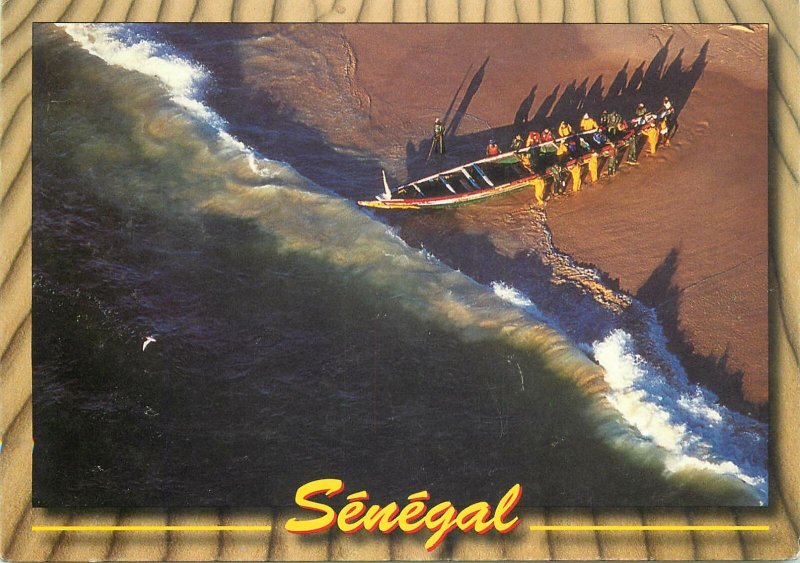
{"left": 31, "top": 23, "right": 766, "bottom": 508}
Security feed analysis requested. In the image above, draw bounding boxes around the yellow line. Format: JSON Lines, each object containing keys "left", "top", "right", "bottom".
{"left": 31, "top": 524, "right": 768, "bottom": 533}
{"left": 528, "top": 525, "right": 769, "bottom": 531}
{"left": 33, "top": 525, "right": 272, "bottom": 532}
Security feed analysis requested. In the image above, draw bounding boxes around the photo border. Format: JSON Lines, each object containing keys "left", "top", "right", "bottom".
{"left": 2, "top": 1, "right": 797, "bottom": 560}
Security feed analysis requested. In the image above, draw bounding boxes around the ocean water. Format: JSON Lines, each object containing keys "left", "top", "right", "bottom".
{"left": 32, "top": 23, "right": 766, "bottom": 508}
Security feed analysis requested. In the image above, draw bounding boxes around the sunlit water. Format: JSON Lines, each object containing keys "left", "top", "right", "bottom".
{"left": 31, "top": 24, "right": 765, "bottom": 508}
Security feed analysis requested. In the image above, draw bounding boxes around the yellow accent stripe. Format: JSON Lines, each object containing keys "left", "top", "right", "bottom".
{"left": 33, "top": 525, "right": 272, "bottom": 532}
{"left": 528, "top": 525, "right": 769, "bottom": 532}
{"left": 31, "top": 524, "right": 768, "bottom": 533}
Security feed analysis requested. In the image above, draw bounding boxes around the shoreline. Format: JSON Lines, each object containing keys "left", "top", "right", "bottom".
{"left": 81, "top": 22, "right": 768, "bottom": 417}
{"left": 344, "top": 24, "right": 768, "bottom": 416}
{"left": 543, "top": 65, "right": 768, "bottom": 415}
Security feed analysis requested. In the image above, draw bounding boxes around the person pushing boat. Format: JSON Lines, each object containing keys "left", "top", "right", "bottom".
{"left": 659, "top": 96, "right": 677, "bottom": 146}
{"left": 358, "top": 96, "right": 679, "bottom": 210}
{"left": 580, "top": 113, "right": 599, "bottom": 132}
{"left": 558, "top": 120, "right": 574, "bottom": 137}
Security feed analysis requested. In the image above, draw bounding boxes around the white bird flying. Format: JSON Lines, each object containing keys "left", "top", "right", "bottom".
{"left": 142, "top": 336, "right": 156, "bottom": 351}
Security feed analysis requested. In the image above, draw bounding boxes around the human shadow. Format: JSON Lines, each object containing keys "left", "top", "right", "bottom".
{"left": 513, "top": 84, "right": 537, "bottom": 132}
{"left": 446, "top": 56, "right": 490, "bottom": 139}
{"left": 442, "top": 62, "right": 476, "bottom": 127}
{"left": 529, "top": 85, "right": 560, "bottom": 130}
{"left": 404, "top": 58, "right": 494, "bottom": 173}
{"left": 607, "top": 60, "right": 629, "bottom": 99}
{"left": 404, "top": 36, "right": 709, "bottom": 182}
{"left": 636, "top": 247, "right": 766, "bottom": 421}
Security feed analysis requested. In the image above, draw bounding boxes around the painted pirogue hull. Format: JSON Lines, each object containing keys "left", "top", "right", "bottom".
{"left": 357, "top": 121, "right": 662, "bottom": 210}
{"left": 358, "top": 176, "right": 539, "bottom": 210}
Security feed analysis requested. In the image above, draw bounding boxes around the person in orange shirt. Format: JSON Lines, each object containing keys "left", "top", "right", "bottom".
{"left": 486, "top": 139, "right": 500, "bottom": 157}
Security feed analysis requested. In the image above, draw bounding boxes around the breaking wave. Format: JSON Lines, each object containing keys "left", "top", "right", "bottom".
{"left": 593, "top": 330, "right": 766, "bottom": 494}
{"left": 49, "top": 23, "right": 767, "bottom": 505}
{"left": 492, "top": 263, "right": 766, "bottom": 503}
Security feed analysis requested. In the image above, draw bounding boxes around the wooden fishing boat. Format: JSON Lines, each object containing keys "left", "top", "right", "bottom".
{"left": 357, "top": 116, "right": 665, "bottom": 210}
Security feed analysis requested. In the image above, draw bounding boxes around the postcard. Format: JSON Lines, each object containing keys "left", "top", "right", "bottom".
{"left": 2, "top": 4, "right": 796, "bottom": 561}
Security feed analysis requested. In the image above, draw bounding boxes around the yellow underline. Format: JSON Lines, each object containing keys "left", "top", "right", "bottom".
{"left": 528, "top": 525, "right": 769, "bottom": 531}
{"left": 31, "top": 524, "right": 769, "bottom": 533}
{"left": 32, "top": 525, "right": 272, "bottom": 532}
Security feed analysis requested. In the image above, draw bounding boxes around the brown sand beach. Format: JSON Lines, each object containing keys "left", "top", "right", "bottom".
{"left": 180, "top": 22, "right": 767, "bottom": 416}
{"left": 342, "top": 23, "right": 768, "bottom": 418}
{"left": 2, "top": 3, "right": 798, "bottom": 562}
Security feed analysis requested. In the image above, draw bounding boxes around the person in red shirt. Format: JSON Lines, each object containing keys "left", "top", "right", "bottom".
{"left": 486, "top": 139, "right": 501, "bottom": 157}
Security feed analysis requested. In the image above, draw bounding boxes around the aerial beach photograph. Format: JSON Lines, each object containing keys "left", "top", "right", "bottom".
{"left": 31, "top": 21, "right": 768, "bottom": 511}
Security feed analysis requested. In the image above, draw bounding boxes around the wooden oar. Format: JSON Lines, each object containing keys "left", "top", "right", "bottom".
{"left": 425, "top": 136, "right": 437, "bottom": 163}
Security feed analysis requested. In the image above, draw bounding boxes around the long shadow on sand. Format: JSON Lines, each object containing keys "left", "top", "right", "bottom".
{"left": 404, "top": 36, "right": 708, "bottom": 182}
{"left": 150, "top": 27, "right": 760, "bottom": 421}
{"left": 636, "top": 247, "right": 766, "bottom": 421}
{"left": 390, "top": 39, "right": 767, "bottom": 422}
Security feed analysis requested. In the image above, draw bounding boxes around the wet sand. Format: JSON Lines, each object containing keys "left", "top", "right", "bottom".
{"left": 2, "top": 5, "right": 795, "bottom": 562}
{"left": 545, "top": 66, "right": 768, "bottom": 413}
{"left": 345, "top": 24, "right": 768, "bottom": 415}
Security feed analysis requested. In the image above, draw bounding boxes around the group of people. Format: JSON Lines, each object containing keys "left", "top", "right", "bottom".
{"left": 497, "top": 96, "right": 677, "bottom": 164}
{"left": 457, "top": 97, "right": 677, "bottom": 204}
{"left": 432, "top": 96, "right": 677, "bottom": 171}
{"left": 428, "top": 96, "right": 677, "bottom": 205}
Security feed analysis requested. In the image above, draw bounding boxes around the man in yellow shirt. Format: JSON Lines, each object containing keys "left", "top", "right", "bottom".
{"left": 579, "top": 113, "right": 599, "bottom": 132}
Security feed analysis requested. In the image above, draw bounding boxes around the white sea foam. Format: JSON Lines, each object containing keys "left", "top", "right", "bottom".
{"left": 491, "top": 263, "right": 766, "bottom": 502}
{"left": 593, "top": 329, "right": 767, "bottom": 500}
{"left": 59, "top": 25, "right": 219, "bottom": 121}
{"left": 59, "top": 24, "right": 281, "bottom": 179}
{"left": 491, "top": 281, "right": 560, "bottom": 330}
{"left": 60, "top": 23, "right": 768, "bottom": 504}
